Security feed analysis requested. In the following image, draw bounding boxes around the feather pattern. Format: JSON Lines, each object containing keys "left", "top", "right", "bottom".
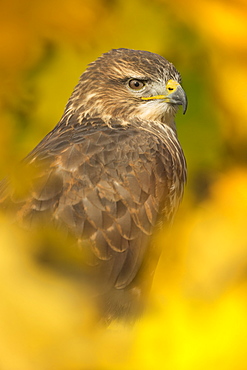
{"left": 0, "top": 48, "right": 187, "bottom": 321}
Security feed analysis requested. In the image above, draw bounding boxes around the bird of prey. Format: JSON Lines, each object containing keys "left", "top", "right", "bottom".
{"left": 0, "top": 48, "right": 187, "bottom": 321}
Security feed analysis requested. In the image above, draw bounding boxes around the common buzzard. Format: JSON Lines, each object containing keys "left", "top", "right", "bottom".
{"left": 0, "top": 49, "right": 187, "bottom": 321}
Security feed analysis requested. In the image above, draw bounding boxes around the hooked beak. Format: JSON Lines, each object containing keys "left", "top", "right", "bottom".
{"left": 141, "top": 79, "right": 188, "bottom": 114}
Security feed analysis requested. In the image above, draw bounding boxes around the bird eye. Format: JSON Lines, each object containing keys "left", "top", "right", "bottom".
{"left": 128, "top": 79, "right": 145, "bottom": 90}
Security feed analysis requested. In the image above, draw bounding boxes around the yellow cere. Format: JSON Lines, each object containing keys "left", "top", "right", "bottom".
{"left": 141, "top": 79, "right": 180, "bottom": 101}
{"left": 166, "top": 79, "right": 180, "bottom": 91}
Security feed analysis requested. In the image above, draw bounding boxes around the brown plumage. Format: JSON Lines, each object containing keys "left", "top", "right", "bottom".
{"left": 0, "top": 49, "right": 187, "bottom": 321}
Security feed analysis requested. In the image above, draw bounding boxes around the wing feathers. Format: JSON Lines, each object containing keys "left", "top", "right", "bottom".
{"left": 0, "top": 121, "right": 185, "bottom": 292}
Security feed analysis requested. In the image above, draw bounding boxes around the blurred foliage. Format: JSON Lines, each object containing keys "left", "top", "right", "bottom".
{"left": 0, "top": 0, "right": 247, "bottom": 369}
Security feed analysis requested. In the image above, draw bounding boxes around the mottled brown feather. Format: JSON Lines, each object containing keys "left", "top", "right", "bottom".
{"left": 0, "top": 48, "right": 187, "bottom": 321}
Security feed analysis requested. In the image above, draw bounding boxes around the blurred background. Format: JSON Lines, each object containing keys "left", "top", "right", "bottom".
{"left": 0, "top": 0, "right": 247, "bottom": 369}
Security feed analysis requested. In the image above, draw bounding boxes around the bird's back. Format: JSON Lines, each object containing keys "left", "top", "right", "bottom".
{"left": 0, "top": 114, "right": 185, "bottom": 320}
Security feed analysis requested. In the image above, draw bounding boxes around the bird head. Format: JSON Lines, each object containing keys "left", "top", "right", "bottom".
{"left": 65, "top": 48, "right": 187, "bottom": 128}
